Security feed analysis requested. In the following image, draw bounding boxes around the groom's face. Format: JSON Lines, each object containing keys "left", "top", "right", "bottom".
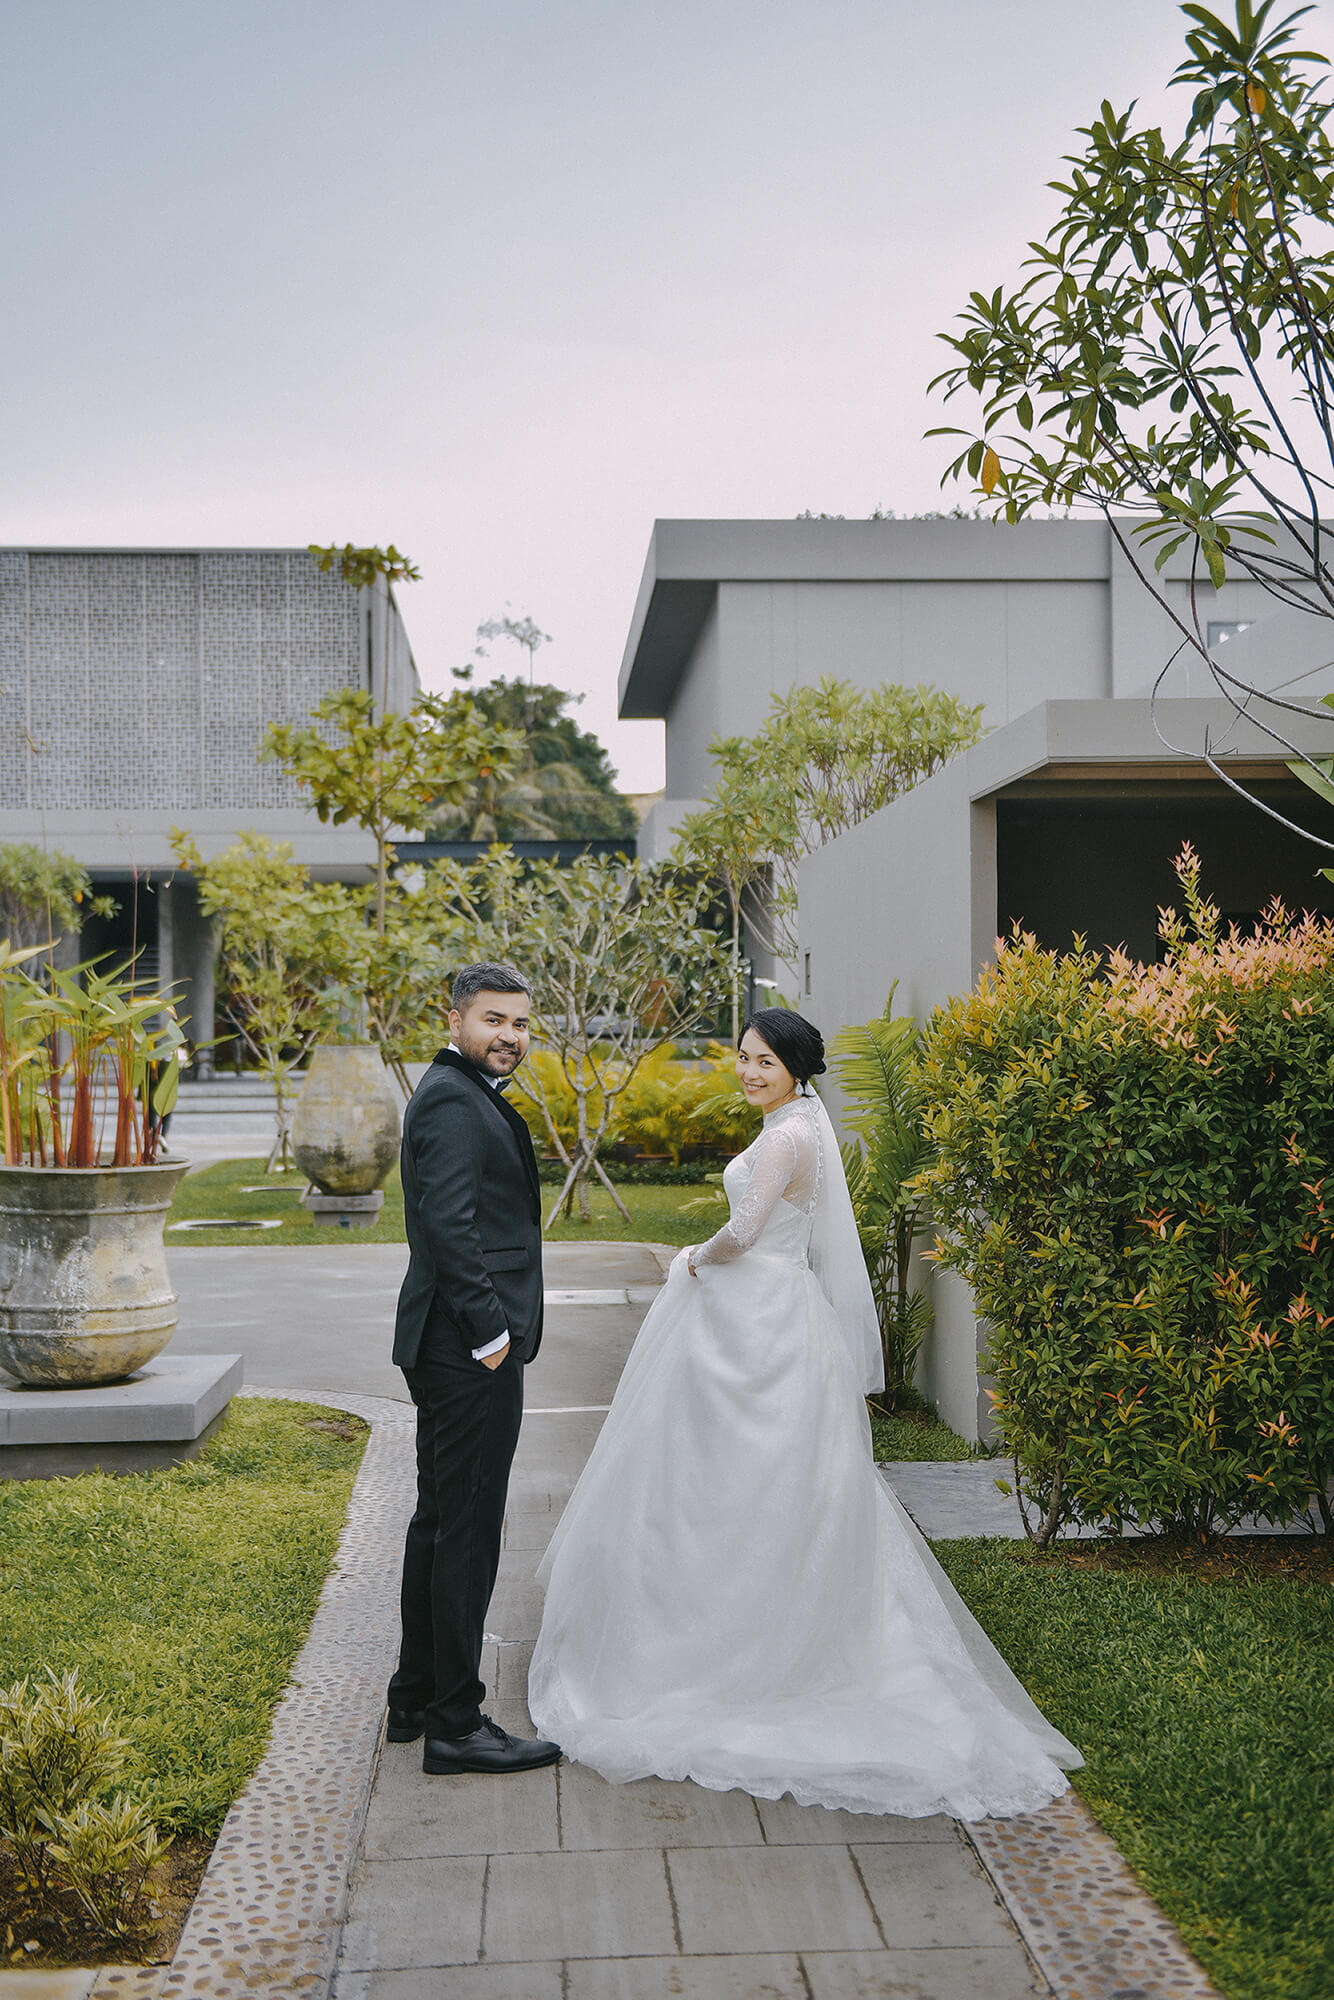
{"left": 449, "top": 991, "right": 531, "bottom": 1078}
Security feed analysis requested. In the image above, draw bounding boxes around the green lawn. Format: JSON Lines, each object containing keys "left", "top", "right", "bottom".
{"left": 869, "top": 1405, "right": 973, "bottom": 1462}
{"left": 0, "top": 1399, "right": 366, "bottom": 1838}
{"left": 168, "top": 1157, "right": 705, "bottom": 1247}
{"left": 937, "top": 1538, "right": 1334, "bottom": 2000}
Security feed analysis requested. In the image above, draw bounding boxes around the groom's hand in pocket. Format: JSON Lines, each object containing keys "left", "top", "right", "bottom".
{"left": 481, "top": 1338, "right": 510, "bottom": 1371}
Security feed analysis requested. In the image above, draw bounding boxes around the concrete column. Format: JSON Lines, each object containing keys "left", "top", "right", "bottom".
{"left": 156, "top": 877, "right": 175, "bottom": 1004}
{"left": 170, "top": 875, "right": 220, "bottom": 1078}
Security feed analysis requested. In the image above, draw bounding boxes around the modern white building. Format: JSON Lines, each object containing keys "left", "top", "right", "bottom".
{"left": 0, "top": 546, "right": 420, "bottom": 1060}
{"left": 618, "top": 518, "right": 1334, "bottom": 1436}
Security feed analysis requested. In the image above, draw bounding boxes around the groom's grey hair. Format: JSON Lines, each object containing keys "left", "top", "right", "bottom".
{"left": 451, "top": 962, "right": 533, "bottom": 1010}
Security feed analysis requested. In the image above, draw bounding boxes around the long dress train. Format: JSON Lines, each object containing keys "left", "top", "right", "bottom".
{"left": 528, "top": 1093, "right": 1081, "bottom": 1820}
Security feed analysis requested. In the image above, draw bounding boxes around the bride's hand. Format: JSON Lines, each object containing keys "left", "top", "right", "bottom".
{"left": 670, "top": 1245, "right": 700, "bottom": 1279}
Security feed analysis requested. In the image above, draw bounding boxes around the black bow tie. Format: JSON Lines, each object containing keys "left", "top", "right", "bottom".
{"left": 492, "top": 1076, "right": 512, "bottom": 1092}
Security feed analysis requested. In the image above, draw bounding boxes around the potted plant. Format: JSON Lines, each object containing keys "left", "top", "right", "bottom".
{"left": 0, "top": 943, "right": 188, "bottom": 1386}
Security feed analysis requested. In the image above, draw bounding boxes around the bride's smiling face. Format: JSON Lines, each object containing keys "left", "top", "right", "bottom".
{"left": 737, "top": 1029, "right": 799, "bottom": 1113}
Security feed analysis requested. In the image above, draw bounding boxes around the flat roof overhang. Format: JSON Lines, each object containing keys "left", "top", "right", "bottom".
{"left": 617, "top": 519, "right": 1113, "bottom": 720}
{"left": 964, "top": 698, "right": 1334, "bottom": 806}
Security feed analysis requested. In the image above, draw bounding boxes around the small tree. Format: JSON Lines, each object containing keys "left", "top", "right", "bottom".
{"left": 674, "top": 678, "right": 984, "bottom": 973}
{"left": 261, "top": 688, "right": 524, "bottom": 939}
{"left": 0, "top": 844, "right": 113, "bottom": 954}
{"left": 672, "top": 767, "right": 793, "bottom": 1040}
{"left": 308, "top": 541, "right": 421, "bottom": 593}
{"left": 474, "top": 611, "right": 551, "bottom": 685}
{"left": 931, "top": 0, "right": 1334, "bottom": 833}
{"left": 172, "top": 832, "right": 357, "bottom": 1169}
{"left": 436, "top": 671, "right": 639, "bottom": 841}
{"left": 427, "top": 850, "right": 733, "bottom": 1224}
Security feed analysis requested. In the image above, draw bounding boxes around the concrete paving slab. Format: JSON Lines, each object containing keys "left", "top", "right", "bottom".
{"left": 666, "top": 1845, "right": 885, "bottom": 1956}
{"left": 880, "top": 1457, "right": 1334, "bottom": 1540}
{"left": 851, "top": 1842, "right": 1022, "bottom": 1950}
{"left": 362, "top": 1752, "right": 559, "bottom": 1859}
{"left": 493, "top": 1639, "right": 535, "bottom": 1699}
{"left": 0, "top": 1977, "right": 98, "bottom": 2000}
{"left": 567, "top": 1955, "right": 808, "bottom": 1999}
{"left": 165, "top": 1241, "right": 653, "bottom": 1408}
{"left": 339, "top": 1855, "right": 487, "bottom": 1970}
{"left": 502, "top": 1511, "right": 556, "bottom": 1551}
{"left": 556, "top": 1763, "right": 766, "bottom": 1850}
{"left": 333, "top": 1968, "right": 564, "bottom": 2000}
{"left": 802, "top": 1945, "right": 1045, "bottom": 1999}
{"left": 482, "top": 1849, "right": 679, "bottom": 1961}
{"left": 755, "top": 1797, "right": 955, "bottom": 1846}
{"left": 482, "top": 1580, "right": 547, "bottom": 1640}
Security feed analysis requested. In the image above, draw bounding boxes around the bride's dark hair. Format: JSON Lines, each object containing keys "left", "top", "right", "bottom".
{"left": 740, "top": 1008, "right": 826, "bottom": 1084}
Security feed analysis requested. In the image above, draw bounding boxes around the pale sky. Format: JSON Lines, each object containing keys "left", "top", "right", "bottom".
{"left": 7, "top": 0, "right": 1332, "bottom": 794}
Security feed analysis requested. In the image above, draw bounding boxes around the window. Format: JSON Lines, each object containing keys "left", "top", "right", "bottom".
{"left": 1208, "top": 620, "right": 1252, "bottom": 649}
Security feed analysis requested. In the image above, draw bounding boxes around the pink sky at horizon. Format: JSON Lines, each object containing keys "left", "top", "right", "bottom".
{"left": 6, "top": 0, "right": 1332, "bottom": 796}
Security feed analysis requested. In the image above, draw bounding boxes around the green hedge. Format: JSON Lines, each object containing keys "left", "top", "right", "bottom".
{"left": 916, "top": 847, "right": 1334, "bottom": 1543}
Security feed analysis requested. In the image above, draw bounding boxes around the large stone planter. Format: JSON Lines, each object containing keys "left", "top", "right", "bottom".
{"left": 0, "top": 1161, "right": 191, "bottom": 1387}
{"left": 291, "top": 1044, "right": 401, "bottom": 1196}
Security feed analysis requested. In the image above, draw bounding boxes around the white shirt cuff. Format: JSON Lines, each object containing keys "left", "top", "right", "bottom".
{"left": 472, "top": 1330, "right": 511, "bottom": 1361}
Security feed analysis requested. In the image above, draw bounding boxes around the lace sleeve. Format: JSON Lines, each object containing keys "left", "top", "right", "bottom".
{"left": 693, "top": 1123, "right": 799, "bottom": 1265}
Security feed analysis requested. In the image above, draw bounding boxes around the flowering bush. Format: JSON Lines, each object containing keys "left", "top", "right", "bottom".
{"left": 509, "top": 1043, "right": 757, "bottom": 1169}
{"left": 915, "top": 845, "right": 1334, "bottom": 1544}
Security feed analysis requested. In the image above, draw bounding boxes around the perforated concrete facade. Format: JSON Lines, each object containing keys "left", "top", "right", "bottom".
{"left": 0, "top": 549, "right": 418, "bottom": 822}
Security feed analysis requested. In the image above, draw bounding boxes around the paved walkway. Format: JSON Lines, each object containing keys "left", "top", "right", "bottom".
{"left": 291, "top": 1244, "right": 1035, "bottom": 2000}
{"left": 141, "top": 1241, "right": 1223, "bottom": 1999}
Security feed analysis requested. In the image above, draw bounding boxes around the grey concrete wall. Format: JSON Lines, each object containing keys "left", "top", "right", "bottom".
{"left": 664, "top": 596, "right": 722, "bottom": 800}
{"left": 707, "top": 577, "right": 1111, "bottom": 758}
{"left": 800, "top": 757, "right": 997, "bottom": 1440}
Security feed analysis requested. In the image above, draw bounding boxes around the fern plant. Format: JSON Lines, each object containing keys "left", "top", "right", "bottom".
{"left": 832, "top": 989, "right": 934, "bottom": 1412}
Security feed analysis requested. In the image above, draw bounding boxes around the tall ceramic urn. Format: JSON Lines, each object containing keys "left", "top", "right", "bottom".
{"left": 0, "top": 1161, "right": 191, "bottom": 1386}
{"left": 290, "top": 1046, "right": 401, "bottom": 1216}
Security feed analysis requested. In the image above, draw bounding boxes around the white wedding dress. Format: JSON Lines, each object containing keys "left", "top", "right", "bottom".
{"left": 528, "top": 1092, "right": 1081, "bottom": 1819}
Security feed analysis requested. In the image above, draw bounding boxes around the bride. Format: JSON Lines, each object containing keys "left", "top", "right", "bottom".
{"left": 528, "top": 1009, "right": 1081, "bottom": 1819}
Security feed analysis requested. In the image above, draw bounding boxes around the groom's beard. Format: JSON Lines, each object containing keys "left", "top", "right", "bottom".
{"left": 454, "top": 1030, "right": 525, "bottom": 1079}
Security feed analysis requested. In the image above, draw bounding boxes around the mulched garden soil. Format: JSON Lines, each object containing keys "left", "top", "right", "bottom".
{"left": 0, "top": 1833, "right": 213, "bottom": 1970}
{"left": 1028, "top": 1534, "right": 1334, "bottom": 1584}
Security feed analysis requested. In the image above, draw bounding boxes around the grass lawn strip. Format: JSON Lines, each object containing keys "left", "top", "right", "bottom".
{"left": 168, "top": 1157, "right": 706, "bottom": 1247}
{"left": 0, "top": 1399, "right": 367, "bottom": 1969}
{"left": 937, "top": 1536, "right": 1334, "bottom": 2000}
{"left": 869, "top": 1403, "right": 974, "bottom": 1462}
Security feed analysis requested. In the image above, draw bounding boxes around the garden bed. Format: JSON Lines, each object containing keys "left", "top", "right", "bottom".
{"left": 939, "top": 1536, "right": 1334, "bottom": 2000}
{"left": 0, "top": 1399, "right": 367, "bottom": 1969}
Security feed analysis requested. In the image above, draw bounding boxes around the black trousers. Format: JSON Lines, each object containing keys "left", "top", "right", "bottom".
{"left": 388, "top": 1329, "right": 524, "bottom": 1739}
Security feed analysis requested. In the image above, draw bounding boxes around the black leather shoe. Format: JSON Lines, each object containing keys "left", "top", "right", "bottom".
{"left": 423, "top": 1716, "right": 561, "bottom": 1775}
{"left": 386, "top": 1706, "right": 426, "bottom": 1743}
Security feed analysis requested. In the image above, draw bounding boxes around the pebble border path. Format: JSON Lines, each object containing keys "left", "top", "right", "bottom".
{"left": 1, "top": 1386, "right": 1223, "bottom": 2000}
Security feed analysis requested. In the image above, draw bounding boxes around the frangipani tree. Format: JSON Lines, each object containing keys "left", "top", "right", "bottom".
{"left": 931, "top": 0, "right": 1334, "bottom": 840}
{"left": 261, "top": 688, "right": 524, "bottom": 938}
{"left": 426, "top": 848, "right": 733, "bottom": 1225}
{"left": 673, "top": 677, "right": 984, "bottom": 981}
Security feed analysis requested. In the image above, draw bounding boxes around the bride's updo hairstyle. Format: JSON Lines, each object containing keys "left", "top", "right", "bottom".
{"left": 741, "top": 1008, "right": 827, "bottom": 1089}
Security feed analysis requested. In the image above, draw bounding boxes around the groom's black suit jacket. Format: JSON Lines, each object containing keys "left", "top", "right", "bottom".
{"left": 393, "top": 1047, "right": 544, "bottom": 1370}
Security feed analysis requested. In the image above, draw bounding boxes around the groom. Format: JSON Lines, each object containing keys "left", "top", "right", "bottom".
{"left": 387, "top": 962, "right": 561, "bottom": 1775}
